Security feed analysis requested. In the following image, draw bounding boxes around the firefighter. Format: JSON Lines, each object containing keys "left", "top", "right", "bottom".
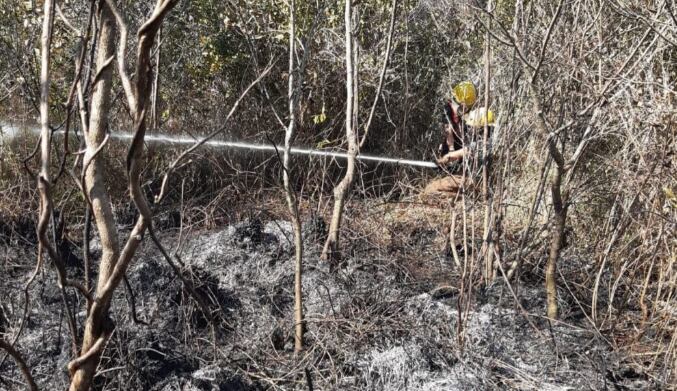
{"left": 424, "top": 81, "right": 495, "bottom": 195}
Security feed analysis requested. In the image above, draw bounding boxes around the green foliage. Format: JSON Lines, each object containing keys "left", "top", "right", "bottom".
{"left": 312, "top": 103, "right": 327, "bottom": 125}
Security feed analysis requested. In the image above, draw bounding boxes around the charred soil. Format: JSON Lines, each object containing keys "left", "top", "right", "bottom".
{"left": 0, "top": 208, "right": 665, "bottom": 390}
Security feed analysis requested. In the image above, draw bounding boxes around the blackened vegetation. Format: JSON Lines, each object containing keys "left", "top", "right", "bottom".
{"left": 0, "top": 214, "right": 664, "bottom": 390}
{"left": 234, "top": 217, "right": 265, "bottom": 247}
{"left": 0, "top": 213, "right": 37, "bottom": 246}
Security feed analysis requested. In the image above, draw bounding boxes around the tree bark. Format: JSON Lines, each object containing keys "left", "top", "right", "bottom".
{"left": 546, "top": 164, "right": 568, "bottom": 320}
{"left": 481, "top": 0, "right": 495, "bottom": 284}
{"left": 151, "top": 26, "right": 162, "bottom": 130}
{"left": 70, "top": 4, "right": 119, "bottom": 390}
{"left": 322, "top": 0, "right": 357, "bottom": 262}
{"left": 527, "top": 82, "right": 568, "bottom": 321}
{"left": 38, "top": 0, "right": 54, "bottom": 185}
{"left": 70, "top": 1, "right": 178, "bottom": 389}
{"left": 284, "top": 0, "right": 304, "bottom": 352}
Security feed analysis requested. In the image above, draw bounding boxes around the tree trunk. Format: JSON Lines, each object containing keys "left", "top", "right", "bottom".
{"left": 151, "top": 26, "right": 161, "bottom": 130}
{"left": 38, "top": 0, "right": 54, "bottom": 183}
{"left": 71, "top": 1, "right": 178, "bottom": 388}
{"left": 284, "top": 0, "right": 304, "bottom": 352}
{"left": 70, "top": 4, "right": 118, "bottom": 390}
{"left": 481, "top": 0, "right": 495, "bottom": 284}
{"left": 546, "top": 164, "right": 568, "bottom": 320}
{"left": 527, "top": 82, "right": 568, "bottom": 321}
{"left": 321, "top": 0, "right": 357, "bottom": 262}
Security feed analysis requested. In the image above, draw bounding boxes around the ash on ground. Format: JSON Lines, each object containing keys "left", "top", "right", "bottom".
{"left": 0, "top": 218, "right": 657, "bottom": 390}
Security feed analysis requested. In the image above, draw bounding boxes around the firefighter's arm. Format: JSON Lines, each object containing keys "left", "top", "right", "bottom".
{"left": 436, "top": 147, "right": 468, "bottom": 166}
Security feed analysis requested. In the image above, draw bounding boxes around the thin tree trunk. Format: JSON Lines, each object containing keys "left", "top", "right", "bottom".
{"left": 71, "top": 4, "right": 119, "bottom": 390}
{"left": 151, "top": 26, "right": 161, "bottom": 130}
{"left": 527, "top": 81, "right": 568, "bottom": 321}
{"left": 321, "top": 0, "right": 357, "bottom": 262}
{"left": 284, "top": 0, "right": 304, "bottom": 353}
{"left": 37, "top": 1, "right": 54, "bottom": 164}
{"left": 84, "top": 3, "right": 119, "bottom": 300}
{"left": 70, "top": 1, "right": 178, "bottom": 389}
{"left": 37, "top": 0, "right": 84, "bottom": 360}
{"left": 481, "top": 0, "right": 495, "bottom": 284}
{"left": 546, "top": 164, "right": 568, "bottom": 320}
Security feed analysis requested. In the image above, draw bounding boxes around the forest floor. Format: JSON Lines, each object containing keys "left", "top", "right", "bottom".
{"left": 0, "top": 200, "right": 665, "bottom": 390}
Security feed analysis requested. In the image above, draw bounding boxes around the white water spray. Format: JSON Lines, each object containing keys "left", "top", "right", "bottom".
{"left": 1, "top": 121, "right": 437, "bottom": 168}
{"left": 114, "top": 133, "right": 437, "bottom": 168}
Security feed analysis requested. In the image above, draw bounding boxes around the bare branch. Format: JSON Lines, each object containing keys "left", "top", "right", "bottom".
{"left": 56, "top": 3, "right": 81, "bottom": 37}
{"left": 154, "top": 62, "right": 274, "bottom": 203}
{"left": 471, "top": 4, "right": 536, "bottom": 71}
{"left": 104, "top": 0, "right": 137, "bottom": 114}
{"left": 359, "top": 0, "right": 398, "bottom": 148}
{"left": 0, "top": 339, "right": 38, "bottom": 391}
{"left": 531, "top": 0, "right": 565, "bottom": 83}
{"left": 91, "top": 55, "right": 115, "bottom": 86}
{"left": 67, "top": 336, "right": 107, "bottom": 376}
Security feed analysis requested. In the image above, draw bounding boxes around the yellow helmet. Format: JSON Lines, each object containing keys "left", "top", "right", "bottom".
{"left": 465, "top": 107, "right": 495, "bottom": 128}
{"left": 452, "top": 81, "right": 477, "bottom": 107}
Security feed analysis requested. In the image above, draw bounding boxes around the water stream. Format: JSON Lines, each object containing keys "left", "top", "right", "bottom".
{"left": 0, "top": 120, "right": 437, "bottom": 168}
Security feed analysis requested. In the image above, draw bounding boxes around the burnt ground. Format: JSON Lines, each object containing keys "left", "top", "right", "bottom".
{"left": 0, "top": 211, "right": 664, "bottom": 390}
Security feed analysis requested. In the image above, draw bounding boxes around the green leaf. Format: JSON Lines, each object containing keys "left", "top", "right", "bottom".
{"left": 312, "top": 112, "right": 327, "bottom": 124}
